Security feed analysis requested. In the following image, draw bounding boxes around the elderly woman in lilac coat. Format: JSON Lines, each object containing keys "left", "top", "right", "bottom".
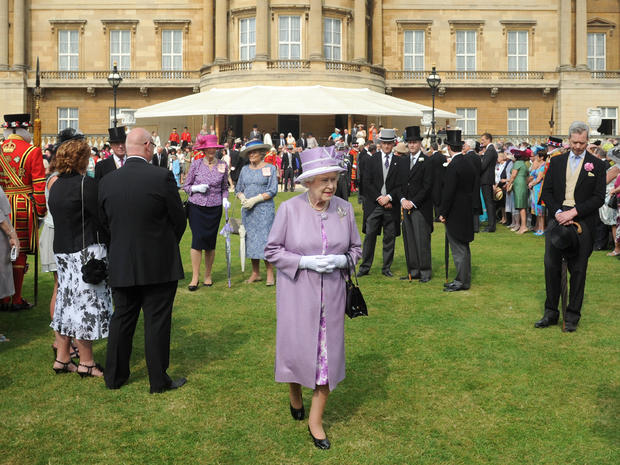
{"left": 264, "top": 147, "right": 362, "bottom": 450}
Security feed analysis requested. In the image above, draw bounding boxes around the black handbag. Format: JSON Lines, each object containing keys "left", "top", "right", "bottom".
{"left": 80, "top": 176, "right": 108, "bottom": 285}
{"left": 608, "top": 193, "right": 618, "bottom": 210}
{"left": 344, "top": 254, "right": 367, "bottom": 319}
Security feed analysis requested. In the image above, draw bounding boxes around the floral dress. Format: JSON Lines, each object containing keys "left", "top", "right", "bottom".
{"left": 316, "top": 210, "right": 329, "bottom": 385}
{"left": 530, "top": 164, "right": 545, "bottom": 216}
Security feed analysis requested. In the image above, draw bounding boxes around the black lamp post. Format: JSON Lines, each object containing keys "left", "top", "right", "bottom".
{"left": 107, "top": 61, "right": 123, "bottom": 128}
{"left": 426, "top": 66, "right": 441, "bottom": 143}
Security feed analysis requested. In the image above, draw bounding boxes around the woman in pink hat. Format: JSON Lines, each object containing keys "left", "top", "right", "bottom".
{"left": 183, "top": 134, "right": 230, "bottom": 290}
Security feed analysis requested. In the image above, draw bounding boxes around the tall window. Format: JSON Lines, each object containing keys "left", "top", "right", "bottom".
{"left": 162, "top": 29, "right": 183, "bottom": 71}
{"left": 58, "top": 30, "right": 79, "bottom": 71}
{"left": 508, "top": 108, "right": 528, "bottom": 135}
{"left": 109, "top": 108, "right": 135, "bottom": 128}
{"left": 58, "top": 108, "right": 78, "bottom": 131}
{"left": 324, "top": 18, "right": 341, "bottom": 61}
{"left": 456, "top": 30, "right": 476, "bottom": 71}
{"left": 456, "top": 108, "right": 477, "bottom": 135}
{"left": 507, "top": 31, "right": 528, "bottom": 71}
{"left": 404, "top": 30, "right": 424, "bottom": 71}
{"left": 239, "top": 17, "right": 256, "bottom": 61}
{"left": 587, "top": 33, "right": 606, "bottom": 70}
{"left": 279, "top": 16, "right": 301, "bottom": 59}
{"left": 599, "top": 107, "right": 617, "bottom": 135}
{"left": 110, "top": 30, "right": 131, "bottom": 70}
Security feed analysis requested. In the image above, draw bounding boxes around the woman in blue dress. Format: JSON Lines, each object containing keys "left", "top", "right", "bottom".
{"left": 236, "top": 139, "right": 278, "bottom": 285}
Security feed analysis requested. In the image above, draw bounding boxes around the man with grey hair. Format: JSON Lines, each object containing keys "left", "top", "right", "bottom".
{"left": 536, "top": 121, "right": 605, "bottom": 332}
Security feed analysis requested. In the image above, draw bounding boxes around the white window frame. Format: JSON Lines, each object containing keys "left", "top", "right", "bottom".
{"left": 456, "top": 30, "right": 476, "bottom": 72}
{"left": 58, "top": 29, "right": 79, "bottom": 71}
{"left": 600, "top": 107, "right": 617, "bottom": 135}
{"left": 110, "top": 29, "right": 131, "bottom": 71}
{"left": 58, "top": 108, "right": 79, "bottom": 131}
{"left": 508, "top": 108, "right": 529, "bottom": 135}
{"left": 109, "top": 108, "right": 135, "bottom": 128}
{"left": 507, "top": 30, "right": 528, "bottom": 72}
{"left": 403, "top": 30, "right": 425, "bottom": 71}
{"left": 239, "top": 17, "right": 256, "bottom": 61}
{"left": 587, "top": 32, "right": 606, "bottom": 71}
{"left": 324, "top": 17, "right": 342, "bottom": 61}
{"left": 279, "top": 15, "right": 301, "bottom": 60}
{"left": 162, "top": 29, "right": 183, "bottom": 71}
{"left": 456, "top": 108, "right": 477, "bottom": 136}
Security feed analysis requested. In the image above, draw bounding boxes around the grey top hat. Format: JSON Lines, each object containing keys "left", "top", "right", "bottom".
{"left": 377, "top": 128, "right": 397, "bottom": 142}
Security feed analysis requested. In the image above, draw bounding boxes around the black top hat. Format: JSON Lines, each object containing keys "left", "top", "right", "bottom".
{"left": 108, "top": 126, "right": 127, "bottom": 144}
{"left": 550, "top": 222, "right": 581, "bottom": 257}
{"left": 2, "top": 113, "right": 32, "bottom": 129}
{"left": 445, "top": 130, "right": 463, "bottom": 148}
{"left": 403, "top": 126, "right": 423, "bottom": 142}
{"left": 53, "top": 127, "right": 85, "bottom": 153}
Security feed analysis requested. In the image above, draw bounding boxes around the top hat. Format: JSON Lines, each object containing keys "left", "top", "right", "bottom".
{"left": 2, "top": 114, "right": 32, "bottom": 129}
{"left": 550, "top": 222, "right": 582, "bottom": 257}
{"left": 194, "top": 134, "right": 224, "bottom": 150}
{"left": 240, "top": 138, "right": 272, "bottom": 157}
{"left": 445, "top": 130, "right": 463, "bottom": 148}
{"left": 403, "top": 126, "right": 423, "bottom": 142}
{"left": 295, "top": 146, "right": 346, "bottom": 183}
{"left": 108, "top": 126, "right": 127, "bottom": 144}
{"left": 53, "top": 128, "right": 85, "bottom": 153}
{"left": 546, "top": 136, "right": 563, "bottom": 148}
{"left": 377, "top": 128, "right": 397, "bottom": 142}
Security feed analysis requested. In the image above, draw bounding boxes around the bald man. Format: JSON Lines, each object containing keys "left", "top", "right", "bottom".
{"left": 99, "top": 128, "right": 187, "bottom": 393}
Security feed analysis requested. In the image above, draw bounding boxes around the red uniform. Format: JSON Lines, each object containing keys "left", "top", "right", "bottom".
{"left": 181, "top": 131, "right": 192, "bottom": 144}
{"left": 169, "top": 132, "right": 180, "bottom": 145}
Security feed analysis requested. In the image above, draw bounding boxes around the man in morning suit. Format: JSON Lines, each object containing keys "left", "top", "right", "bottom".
{"left": 535, "top": 121, "right": 605, "bottom": 332}
{"left": 428, "top": 141, "right": 446, "bottom": 221}
{"left": 399, "top": 127, "right": 434, "bottom": 282}
{"left": 281, "top": 146, "right": 295, "bottom": 192}
{"left": 95, "top": 127, "right": 127, "bottom": 181}
{"left": 357, "top": 129, "right": 404, "bottom": 277}
{"left": 463, "top": 139, "right": 482, "bottom": 233}
{"left": 479, "top": 133, "right": 498, "bottom": 232}
{"left": 100, "top": 128, "right": 187, "bottom": 393}
{"left": 439, "top": 130, "right": 476, "bottom": 292}
{"left": 152, "top": 145, "right": 168, "bottom": 168}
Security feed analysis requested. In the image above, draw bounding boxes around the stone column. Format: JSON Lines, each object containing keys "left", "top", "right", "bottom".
{"left": 575, "top": 0, "right": 588, "bottom": 69}
{"left": 12, "top": 0, "right": 26, "bottom": 69}
{"left": 214, "top": 0, "right": 228, "bottom": 63}
{"left": 559, "top": 0, "right": 571, "bottom": 69}
{"left": 372, "top": 0, "right": 383, "bottom": 66}
{"left": 203, "top": 0, "right": 214, "bottom": 64}
{"left": 0, "top": 0, "right": 8, "bottom": 69}
{"left": 353, "top": 0, "right": 366, "bottom": 63}
{"left": 308, "top": 0, "right": 322, "bottom": 60}
{"left": 255, "top": 0, "right": 269, "bottom": 60}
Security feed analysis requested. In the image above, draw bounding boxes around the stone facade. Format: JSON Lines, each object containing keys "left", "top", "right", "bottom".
{"left": 0, "top": 0, "right": 617, "bottom": 141}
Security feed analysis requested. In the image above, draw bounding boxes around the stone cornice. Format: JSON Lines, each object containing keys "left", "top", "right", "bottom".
{"left": 49, "top": 19, "right": 87, "bottom": 34}
{"left": 101, "top": 19, "right": 139, "bottom": 34}
{"left": 153, "top": 19, "right": 191, "bottom": 33}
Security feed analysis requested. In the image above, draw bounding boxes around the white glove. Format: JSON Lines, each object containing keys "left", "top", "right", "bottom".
{"left": 242, "top": 194, "right": 265, "bottom": 210}
{"left": 237, "top": 192, "right": 247, "bottom": 202}
{"left": 298, "top": 255, "right": 335, "bottom": 273}
{"left": 325, "top": 254, "right": 348, "bottom": 269}
{"left": 191, "top": 183, "right": 209, "bottom": 193}
{"left": 222, "top": 198, "right": 231, "bottom": 209}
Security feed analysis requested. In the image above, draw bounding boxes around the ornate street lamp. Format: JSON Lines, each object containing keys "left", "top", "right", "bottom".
{"left": 426, "top": 65, "right": 441, "bottom": 143}
{"left": 107, "top": 61, "right": 123, "bottom": 128}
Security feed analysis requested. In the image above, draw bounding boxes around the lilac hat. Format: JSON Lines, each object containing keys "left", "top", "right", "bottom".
{"left": 296, "top": 146, "right": 346, "bottom": 183}
{"left": 194, "top": 134, "right": 223, "bottom": 150}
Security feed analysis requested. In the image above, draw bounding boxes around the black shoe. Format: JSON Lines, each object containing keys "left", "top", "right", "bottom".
{"left": 10, "top": 299, "right": 34, "bottom": 311}
{"left": 443, "top": 280, "right": 457, "bottom": 288}
{"left": 443, "top": 283, "right": 469, "bottom": 292}
{"left": 534, "top": 316, "right": 558, "bottom": 328}
{"left": 188, "top": 284, "right": 198, "bottom": 291}
{"left": 562, "top": 321, "right": 578, "bottom": 332}
{"left": 53, "top": 359, "right": 78, "bottom": 374}
{"left": 308, "top": 426, "right": 330, "bottom": 450}
{"left": 77, "top": 362, "right": 104, "bottom": 378}
{"left": 150, "top": 377, "right": 187, "bottom": 394}
{"left": 356, "top": 270, "right": 369, "bottom": 277}
{"left": 483, "top": 227, "right": 496, "bottom": 233}
{"left": 290, "top": 401, "right": 305, "bottom": 421}
{"left": 419, "top": 277, "right": 431, "bottom": 283}
{"left": 381, "top": 270, "right": 393, "bottom": 277}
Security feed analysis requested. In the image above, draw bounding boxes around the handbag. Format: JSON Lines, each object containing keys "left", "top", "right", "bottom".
{"left": 608, "top": 193, "right": 618, "bottom": 210}
{"left": 343, "top": 253, "right": 368, "bottom": 319}
{"left": 80, "top": 176, "right": 108, "bottom": 285}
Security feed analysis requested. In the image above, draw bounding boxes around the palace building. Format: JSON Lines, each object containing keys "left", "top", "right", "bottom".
{"left": 0, "top": 0, "right": 618, "bottom": 143}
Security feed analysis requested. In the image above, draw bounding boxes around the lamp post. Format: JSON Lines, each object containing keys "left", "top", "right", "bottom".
{"left": 107, "top": 61, "right": 123, "bottom": 128}
{"left": 426, "top": 66, "right": 441, "bottom": 143}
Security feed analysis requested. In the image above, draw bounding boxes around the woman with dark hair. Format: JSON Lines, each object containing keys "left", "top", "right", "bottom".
{"left": 48, "top": 138, "right": 113, "bottom": 377}
{"left": 506, "top": 148, "right": 530, "bottom": 234}
{"left": 528, "top": 147, "right": 548, "bottom": 235}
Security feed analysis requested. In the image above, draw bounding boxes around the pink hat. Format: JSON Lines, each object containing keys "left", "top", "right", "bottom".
{"left": 295, "top": 147, "right": 346, "bottom": 183}
{"left": 194, "top": 134, "right": 223, "bottom": 150}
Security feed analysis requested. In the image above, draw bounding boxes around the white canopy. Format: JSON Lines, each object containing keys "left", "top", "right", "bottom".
{"left": 134, "top": 85, "right": 459, "bottom": 119}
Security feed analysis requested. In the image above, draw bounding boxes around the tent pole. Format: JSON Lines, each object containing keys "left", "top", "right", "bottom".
{"left": 348, "top": 114, "right": 352, "bottom": 135}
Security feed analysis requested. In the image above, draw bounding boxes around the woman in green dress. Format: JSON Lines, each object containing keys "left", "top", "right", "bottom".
{"left": 506, "top": 148, "right": 530, "bottom": 234}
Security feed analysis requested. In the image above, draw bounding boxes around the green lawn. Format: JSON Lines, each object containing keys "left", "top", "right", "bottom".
{"left": 1, "top": 191, "right": 618, "bottom": 465}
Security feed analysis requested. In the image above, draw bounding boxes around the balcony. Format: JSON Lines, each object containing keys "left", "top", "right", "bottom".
{"left": 27, "top": 70, "right": 201, "bottom": 89}
{"left": 385, "top": 70, "right": 560, "bottom": 89}
{"left": 591, "top": 70, "right": 620, "bottom": 79}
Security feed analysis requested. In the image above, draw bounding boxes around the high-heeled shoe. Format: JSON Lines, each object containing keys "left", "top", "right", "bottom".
{"left": 77, "top": 362, "right": 104, "bottom": 378}
{"left": 308, "top": 426, "right": 330, "bottom": 450}
{"left": 290, "top": 400, "right": 305, "bottom": 420}
{"left": 53, "top": 359, "right": 77, "bottom": 374}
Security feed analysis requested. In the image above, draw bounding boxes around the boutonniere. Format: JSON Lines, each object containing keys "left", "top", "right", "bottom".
{"left": 337, "top": 206, "right": 347, "bottom": 218}
{"left": 418, "top": 157, "right": 424, "bottom": 162}
{"left": 442, "top": 162, "right": 449, "bottom": 167}
{"left": 584, "top": 162, "right": 594, "bottom": 172}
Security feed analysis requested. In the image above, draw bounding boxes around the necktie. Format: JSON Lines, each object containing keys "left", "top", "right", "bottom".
{"left": 384, "top": 154, "right": 390, "bottom": 169}
{"left": 120, "top": 157, "right": 124, "bottom": 167}
{"left": 571, "top": 155, "right": 581, "bottom": 173}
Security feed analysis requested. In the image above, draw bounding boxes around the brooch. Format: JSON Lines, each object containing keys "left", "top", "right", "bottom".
{"left": 337, "top": 206, "right": 347, "bottom": 218}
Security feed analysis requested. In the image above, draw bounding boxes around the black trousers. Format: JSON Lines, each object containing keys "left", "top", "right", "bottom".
{"left": 481, "top": 184, "right": 496, "bottom": 230}
{"left": 402, "top": 209, "right": 432, "bottom": 279}
{"left": 282, "top": 167, "right": 294, "bottom": 191}
{"left": 543, "top": 220, "right": 593, "bottom": 324}
{"left": 359, "top": 205, "right": 397, "bottom": 273}
{"left": 447, "top": 230, "right": 471, "bottom": 287}
{"left": 105, "top": 281, "right": 178, "bottom": 392}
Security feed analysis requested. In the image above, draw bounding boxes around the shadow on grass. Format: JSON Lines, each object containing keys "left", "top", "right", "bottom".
{"left": 592, "top": 383, "right": 620, "bottom": 445}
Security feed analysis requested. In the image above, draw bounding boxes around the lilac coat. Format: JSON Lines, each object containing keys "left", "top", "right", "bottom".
{"left": 264, "top": 194, "right": 362, "bottom": 391}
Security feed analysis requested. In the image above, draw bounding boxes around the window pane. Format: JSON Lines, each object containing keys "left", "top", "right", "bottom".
{"left": 279, "top": 44, "right": 287, "bottom": 58}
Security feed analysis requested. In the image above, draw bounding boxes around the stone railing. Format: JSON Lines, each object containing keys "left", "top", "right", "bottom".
{"left": 218, "top": 61, "right": 253, "bottom": 72}
{"left": 38, "top": 70, "right": 201, "bottom": 80}
{"left": 325, "top": 61, "right": 361, "bottom": 72}
{"left": 386, "top": 70, "right": 552, "bottom": 81}
{"left": 266, "top": 60, "right": 311, "bottom": 70}
{"left": 591, "top": 70, "right": 620, "bottom": 79}
{"left": 41, "top": 134, "right": 109, "bottom": 148}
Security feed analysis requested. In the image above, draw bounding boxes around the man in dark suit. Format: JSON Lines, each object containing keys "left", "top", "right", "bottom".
{"left": 297, "top": 132, "right": 308, "bottom": 150}
{"left": 343, "top": 128, "right": 352, "bottom": 146}
{"left": 152, "top": 145, "right": 168, "bottom": 168}
{"left": 428, "top": 141, "right": 447, "bottom": 221}
{"left": 463, "top": 138, "right": 482, "bottom": 233}
{"left": 277, "top": 133, "right": 286, "bottom": 148}
{"left": 95, "top": 126, "right": 127, "bottom": 181}
{"left": 536, "top": 121, "right": 605, "bottom": 332}
{"left": 439, "top": 130, "right": 476, "bottom": 292}
{"left": 100, "top": 127, "right": 187, "bottom": 393}
{"left": 479, "top": 133, "right": 498, "bottom": 232}
{"left": 357, "top": 129, "right": 404, "bottom": 277}
{"left": 281, "top": 146, "right": 295, "bottom": 191}
{"left": 399, "top": 127, "right": 434, "bottom": 282}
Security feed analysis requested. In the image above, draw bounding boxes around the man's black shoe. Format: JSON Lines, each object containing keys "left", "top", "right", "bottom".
{"left": 419, "top": 277, "right": 431, "bottom": 283}
{"left": 562, "top": 321, "right": 578, "bottom": 332}
{"left": 150, "top": 377, "right": 187, "bottom": 394}
{"left": 356, "top": 269, "right": 369, "bottom": 277}
{"left": 444, "top": 281, "right": 457, "bottom": 288}
{"left": 381, "top": 270, "right": 393, "bottom": 277}
{"left": 443, "top": 283, "right": 469, "bottom": 292}
{"left": 534, "top": 316, "right": 558, "bottom": 328}
{"left": 483, "top": 227, "right": 496, "bottom": 233}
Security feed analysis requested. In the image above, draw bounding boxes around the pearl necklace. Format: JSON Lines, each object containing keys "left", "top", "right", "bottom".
{"left": 307, "top": 193, "right": 329, "bottom": 213}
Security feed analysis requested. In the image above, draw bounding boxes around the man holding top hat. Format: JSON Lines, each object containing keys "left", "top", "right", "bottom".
{"left": 0, "top": 114, "right": 47, "bottom": 310}
{"left": 439, "top": 130, "right": 476, "bottom": 292}
{"left": 357, "top": 128, "right": 404, "bottom": 277}
{"left": 399, "top": 126, "right": 434, "bottom": 282}
{"left": 95, "top": 126, "right": 127, "bottom": 181}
